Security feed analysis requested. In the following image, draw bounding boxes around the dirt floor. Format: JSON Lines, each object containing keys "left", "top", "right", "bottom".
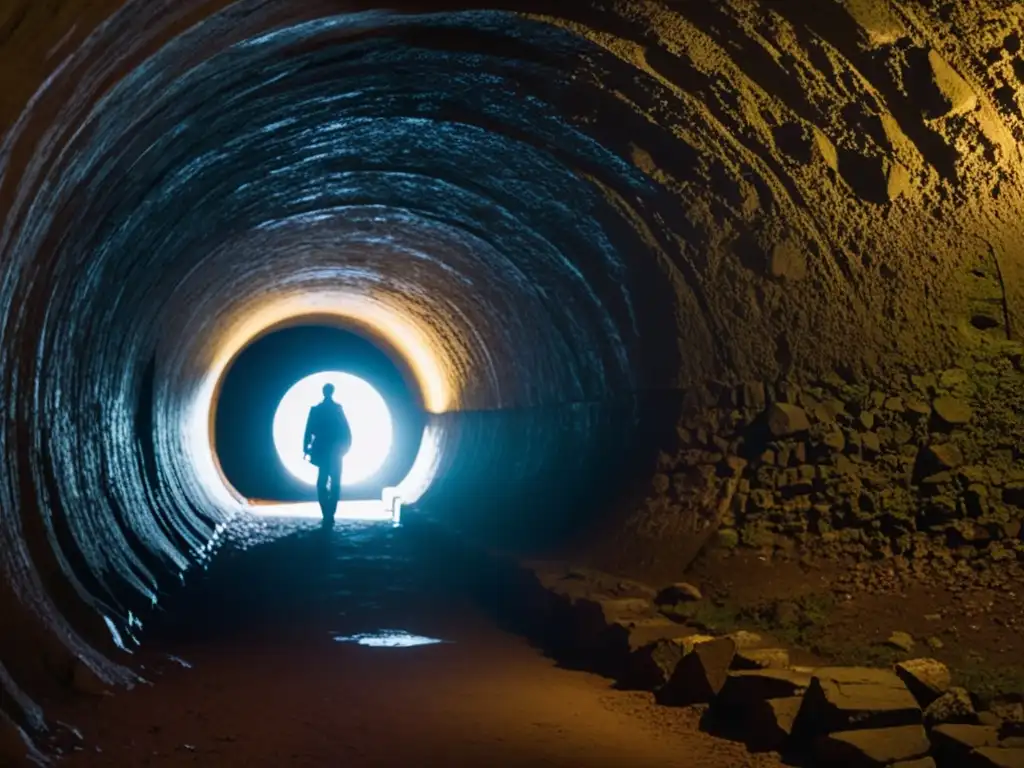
{"left": 686, "top": 546, "right": 1024, "bottom": 702}
{"left": 40, "top": 517, "right": 781, "bottom": 768}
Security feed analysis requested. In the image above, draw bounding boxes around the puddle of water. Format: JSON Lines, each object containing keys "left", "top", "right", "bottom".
{"left": 331, "top": 629, "right": 449, "bottom": 648}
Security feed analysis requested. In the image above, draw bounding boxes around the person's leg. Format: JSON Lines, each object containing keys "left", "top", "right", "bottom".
{"left": 316, "top": 465, "right": 331, "bottom": 519}
{"left": 328, "top": 462, "right": 342, "bottom": 517}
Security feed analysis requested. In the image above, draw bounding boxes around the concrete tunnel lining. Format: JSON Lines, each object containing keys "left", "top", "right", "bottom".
{"left": 0, "top": 2, "right": 689, "bottom": 742}
{"left": 3, "top": 0, "right": 1024, "bottom": 755}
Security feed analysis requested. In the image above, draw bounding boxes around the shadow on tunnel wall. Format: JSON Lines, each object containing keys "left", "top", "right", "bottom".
{"left": 416, "top": 390, "right": 686, "bottom": 557}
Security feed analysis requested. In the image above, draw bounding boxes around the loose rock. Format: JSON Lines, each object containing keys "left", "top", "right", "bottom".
{"left": 624, "top": 638, "right": 689, "bottom": 690}
{"left": 895, "top": 658, "right": 951, "bottom": 707}
{"left": 886, "top": 631, "right": 916, "bottom": 653}
{"left": 924, "top": 687, "right": 978, "bottom": 727}
{"left": 657, "top": 636, "right": 737, "bottom": 707}
{"left": 767, "top": 403, "right": 811, "bottom": 437}
{"left": 933, "top": 396, "right": 973, "bottom": 427}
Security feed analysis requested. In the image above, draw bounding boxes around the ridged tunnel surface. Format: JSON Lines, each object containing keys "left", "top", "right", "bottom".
{"left": 3, "top": 0, "right": 1024, "bottom": 753}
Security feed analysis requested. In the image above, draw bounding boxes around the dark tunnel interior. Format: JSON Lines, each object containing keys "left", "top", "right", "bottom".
{"left": 3, "top": 0, "right": 1024, "bottom": 764}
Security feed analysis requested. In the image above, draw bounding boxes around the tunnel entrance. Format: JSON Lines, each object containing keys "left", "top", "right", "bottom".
{"left": 213, "top": 321, "right": 425, "bottom": 503}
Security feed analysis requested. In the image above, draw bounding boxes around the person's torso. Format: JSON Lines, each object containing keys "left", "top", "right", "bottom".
{"left": 311, "top": 402, "right": 346, "bottom": 444}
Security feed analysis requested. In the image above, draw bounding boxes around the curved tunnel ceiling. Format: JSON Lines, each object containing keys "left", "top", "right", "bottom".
{"left": 2, "top": 0, "right": 1024, "bottom": 749}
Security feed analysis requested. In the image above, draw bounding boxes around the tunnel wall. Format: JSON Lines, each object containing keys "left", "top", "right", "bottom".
{"left": 3, "top": 1, "right": 1024, "bottom": 759}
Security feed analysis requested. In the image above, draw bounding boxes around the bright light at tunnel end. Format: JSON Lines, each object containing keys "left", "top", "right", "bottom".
{"left": 273, "top": 371, "right": 393, "bottom": 487}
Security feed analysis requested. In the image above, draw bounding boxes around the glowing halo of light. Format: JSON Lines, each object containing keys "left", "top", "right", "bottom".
{"left": 191, "top": 290, "right": 455, "bottom": 508}
{"left": 272, "top": 371, "right": 393, "bottom": 487}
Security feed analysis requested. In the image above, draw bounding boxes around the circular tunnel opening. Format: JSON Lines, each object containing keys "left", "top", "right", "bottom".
{"left": 213, "top": 321, "right": 425, "bottom": 503}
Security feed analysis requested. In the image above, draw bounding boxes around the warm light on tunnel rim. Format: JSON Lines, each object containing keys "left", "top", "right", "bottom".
{"left": 273, "top": 372, "right": 393, "bottom": 486}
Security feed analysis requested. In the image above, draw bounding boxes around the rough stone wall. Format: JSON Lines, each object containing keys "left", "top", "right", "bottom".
{"left": 614, "top": 338, "right": 1024, "bottom": 580}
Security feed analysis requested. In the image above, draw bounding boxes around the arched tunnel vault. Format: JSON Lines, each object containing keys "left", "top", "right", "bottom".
{"left": 2, "top": 0, "right": 1024, "bottom": 753}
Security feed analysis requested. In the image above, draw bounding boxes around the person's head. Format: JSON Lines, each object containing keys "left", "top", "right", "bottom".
{"left": 322, "top": 383, "right": 335, "bottom": 400}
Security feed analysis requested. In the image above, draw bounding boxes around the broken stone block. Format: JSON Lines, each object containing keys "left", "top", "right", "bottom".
{"left": 895, "top": 658, "right": 951, "bottom": 707}
{"left": 561, "top": 595, "right": 658, "bottom": 657}
{"left": 767, "top": 403, "right": 811, "bottom": 437}
{"left": 718, "top": 669, "right": 813, "bottom": 709}
{"left": 624, "top": 637, "right": 691, "bottom": 690}
{"left": 654, "top": 582, "right": 702, "bottom": 605}
{"left": 726, "top": 630, "right": 763, "bottom": 650}
{"left": 745, "top": 696, "right": 804, "bottom": 752}
{"left": 814, "top": 724, "right": 931, "bottom": 767}
{"left": 932, "top": 724, "right": 1001, "bottom": 763}
{"left": 733, "top": 648, "right": 791, "bottom": 671}
{"left": 604, "top": 617, "right": 697, "bottom": 660}
{"left": 657, "top": 636, "right": 737, "bottom": 706}
{"left": 967, "top": 747, "right": 1024, "bottom": 768}
{"left": 933, "top": 397, "right": 973, "bottom": 427}
{"left": 795, "top": 667, "right": 922, "bottom": 737}
{"left": 573, "top": 594, "right": 653, "bottom": 623}
{"left": 924, "top": 687, "right": 978, "bottom": 727}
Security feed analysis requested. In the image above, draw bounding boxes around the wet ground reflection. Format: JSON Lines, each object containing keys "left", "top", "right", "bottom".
{"left": 332, "top": 630, "right": 449, "bottom": 648}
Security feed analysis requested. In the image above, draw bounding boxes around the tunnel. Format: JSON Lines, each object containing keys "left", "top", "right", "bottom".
{"left": 2, "top": 1, "right": 1024, "bottom": 765}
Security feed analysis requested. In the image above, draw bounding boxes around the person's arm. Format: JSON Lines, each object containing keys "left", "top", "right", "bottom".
{"left": 303, "top": 408, "right": 315, "bottom": 456}
{"left": 338, "top": 408, "right": 352, "bottom": 454}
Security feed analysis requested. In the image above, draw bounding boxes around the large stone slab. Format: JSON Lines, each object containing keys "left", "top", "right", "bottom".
{"left": 892, "top": 759, "right": 936, "bottom": 768}
{"left": 623, "top": 634, "right": 715, "bottom": 690}
{"left": 601, "top": 618, "right": 699, "bottom": 678}
{"left": 717, "top": 669, "right": 813, "bottom": 711}
{"left": 931, "top": 724, "right": 1001, "bottom": 763}
{"left": 967, "top": 748, "right": 1024, "bottom": 768}
{"left": 744, "top": 696, "right": 804, "bottom": 752}
{"left": 657, "top": 636, "right": 737, "bottom": 707}
{"left": 795, "top": 667, "right": 922, "bottom": 737}
{"left": 814, "top": 725, "right": 931, "bottom": 767}
{"left": 732, "top": 647, "right": 791, "bottom": 671}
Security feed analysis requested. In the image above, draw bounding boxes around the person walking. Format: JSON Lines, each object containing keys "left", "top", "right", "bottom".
{"left": 303, "top": 383, "right": 352, "bottom": 522}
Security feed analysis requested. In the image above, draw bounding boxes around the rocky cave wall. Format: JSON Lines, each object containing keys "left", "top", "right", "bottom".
{"left": 3, "top": 0, "right": 1024, "bottom": 759}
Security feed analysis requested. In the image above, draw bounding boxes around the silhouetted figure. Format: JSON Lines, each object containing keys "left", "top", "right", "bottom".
{"left": 303, "top": 383, "right": 352, "bottom": 522}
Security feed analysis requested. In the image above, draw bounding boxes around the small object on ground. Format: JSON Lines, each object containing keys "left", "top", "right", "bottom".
{"left": 886, "top": 631, "right": 916, "bottom": 653}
